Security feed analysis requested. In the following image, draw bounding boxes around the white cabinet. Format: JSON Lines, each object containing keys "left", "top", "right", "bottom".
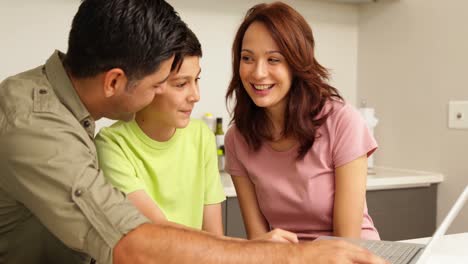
{"left": 317, "top": 0, "right": 377, "bottom": 4}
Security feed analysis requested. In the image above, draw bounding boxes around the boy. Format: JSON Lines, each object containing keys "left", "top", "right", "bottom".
{"left": 96, "top": 29, "right": 225, "bottom": 235}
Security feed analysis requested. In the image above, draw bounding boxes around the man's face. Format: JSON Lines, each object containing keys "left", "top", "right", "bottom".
{"left": 110, "top": 56, "right": 174, "bottom": 121}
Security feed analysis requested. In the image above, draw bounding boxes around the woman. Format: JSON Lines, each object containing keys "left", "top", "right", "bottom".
{"left": 224, "top": 1, "right": 380, "bottom": 242}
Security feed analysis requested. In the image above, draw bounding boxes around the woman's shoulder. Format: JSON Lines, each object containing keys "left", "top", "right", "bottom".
{"left": 225, "top": 124, "right": 248, "bottom": 147}
{"left": 226, "top": 123, "right": 237, "bottom": 134}
{"left": 321, "top": 99, "right": 359, "bottom": 120}
{"left": 321, "top": 98, "right": 346, "bottom": 114}
{"left": 320, "top": 99, "right": 367, "bottom": 135}
{"left": 225, "top": 124, "right": 242, "bottom": 140}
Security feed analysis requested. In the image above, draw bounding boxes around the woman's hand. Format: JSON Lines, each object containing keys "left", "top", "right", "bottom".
{"left": 252, "top": 228, "right": 299, "bottom": 243}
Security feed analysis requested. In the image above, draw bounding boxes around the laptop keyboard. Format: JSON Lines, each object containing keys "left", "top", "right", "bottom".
{"left": 357, "top": 240, "right": 421, "bottom": 264}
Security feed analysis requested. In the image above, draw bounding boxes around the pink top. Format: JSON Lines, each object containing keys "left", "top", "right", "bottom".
{"left": 224, "top": 100, "right": 380, "bottom": 240}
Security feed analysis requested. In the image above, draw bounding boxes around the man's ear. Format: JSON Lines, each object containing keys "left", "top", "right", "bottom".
{"left": 154, "top": 84, "right": 166, "bottom": 95}
{"left": 102, "top": 68, "right": 128, "bottom": 98}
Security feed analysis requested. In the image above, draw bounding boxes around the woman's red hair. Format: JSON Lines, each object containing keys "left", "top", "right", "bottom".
{"left": 226, "top": 1, "right": 343, "bottom": 159}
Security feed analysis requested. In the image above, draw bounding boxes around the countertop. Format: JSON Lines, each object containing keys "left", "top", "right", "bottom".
{"left": 402, "top": 233, "right": 468, "bottom": 264}
{"left": 221, "top": 166, "right": 444, "bottom": 197}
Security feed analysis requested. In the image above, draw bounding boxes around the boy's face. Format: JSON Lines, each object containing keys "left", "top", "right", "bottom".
{"left": 147, "top": 56, "right": 201, "bottom": 129}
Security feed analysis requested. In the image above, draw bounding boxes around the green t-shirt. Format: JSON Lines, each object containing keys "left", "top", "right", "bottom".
{"left": 95, "top": 119, "right": 225, "bottom": 229}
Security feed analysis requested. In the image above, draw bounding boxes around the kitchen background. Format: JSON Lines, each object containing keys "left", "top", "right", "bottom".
{"left": 1, "top": 0, "right": 466, "bottom": 235}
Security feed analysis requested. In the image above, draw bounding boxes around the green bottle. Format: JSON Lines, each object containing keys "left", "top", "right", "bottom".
{"left": 215, "top": 117, "right": 224, "bottom": 148}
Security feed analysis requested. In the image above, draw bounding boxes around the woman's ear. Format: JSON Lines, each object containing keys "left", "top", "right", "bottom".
{"left": 102, "top": 68, "right": 128, "bottom": 98}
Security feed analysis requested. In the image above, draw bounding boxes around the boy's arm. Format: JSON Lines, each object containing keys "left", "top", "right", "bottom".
{"left": 202, "top": 203, "right": 224, "bottom": 235}
{"left": 127, "top": 190, "right": 167, "bottom": 224}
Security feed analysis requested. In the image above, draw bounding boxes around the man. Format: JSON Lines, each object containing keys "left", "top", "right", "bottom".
{"left": 0, "top": 0, "right": 386, "bottom": 263}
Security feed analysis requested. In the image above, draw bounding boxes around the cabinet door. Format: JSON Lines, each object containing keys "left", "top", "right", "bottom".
{"left": 225, "top": 197, "right": 247, "bottom": 238}
{"left": 367, "top": 185, "right": 437, "bottom": 241}
{"left": 221, "top": 200, "right": 227, "bottom": 235}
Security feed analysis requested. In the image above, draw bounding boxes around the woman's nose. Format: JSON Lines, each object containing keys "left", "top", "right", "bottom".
{"left": 252, "top": 60, "right": 268, "bottom": 80}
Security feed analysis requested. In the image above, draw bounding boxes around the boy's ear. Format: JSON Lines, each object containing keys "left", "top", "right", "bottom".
{"left": 102, "top": 68, "right": 128, "bottom": 98}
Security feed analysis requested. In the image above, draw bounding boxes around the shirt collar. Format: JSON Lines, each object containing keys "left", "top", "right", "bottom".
{"left": 44, "top": 50, "right": 95, "bottom": 135}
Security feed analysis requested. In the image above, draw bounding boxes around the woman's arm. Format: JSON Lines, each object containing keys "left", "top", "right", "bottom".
{"left": 202, "top": 203, "right": 224, "bottom": 235}
{"left": 231, "top": 175, "right": 298, "bottom": 243}
{"left": 127, "top": 190, "right": 167, "bottom": 224}
{"left": 333, "top": 154, "right": 368, "bottom": 238}
{"left": 231, "top": 175, "right": 270, "bottom": 238}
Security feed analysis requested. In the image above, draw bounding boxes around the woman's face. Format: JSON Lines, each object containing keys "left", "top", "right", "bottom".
{"left": 239, "top": 21, "right": 293, "bottom": 113}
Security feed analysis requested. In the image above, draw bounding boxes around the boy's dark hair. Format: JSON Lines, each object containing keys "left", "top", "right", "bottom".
{"left": 172, "top": 28, "right": 203, "bottom": 73}
{"left": 64, "top": 0, "right": 187, "bottom": 82}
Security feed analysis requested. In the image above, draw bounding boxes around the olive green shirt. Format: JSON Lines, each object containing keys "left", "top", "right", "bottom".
{"left": 0, "top": 51, "right": 150, "bottom": 264}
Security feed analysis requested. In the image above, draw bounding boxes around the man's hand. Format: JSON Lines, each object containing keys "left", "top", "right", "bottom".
{"left": 302, "top": 239, "right": 389, "bottom": 264}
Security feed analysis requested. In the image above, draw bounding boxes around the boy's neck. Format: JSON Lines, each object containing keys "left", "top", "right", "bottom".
{"left": 135, "top": 114, "right": 176, "bottom": 142}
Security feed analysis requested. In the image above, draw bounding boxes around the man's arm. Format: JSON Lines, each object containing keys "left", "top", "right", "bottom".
{"left": 113, "top": 223, "right": 387, "bottom": 264}
{"left": 0, "top": 113, "right": 148, "bottom": 263}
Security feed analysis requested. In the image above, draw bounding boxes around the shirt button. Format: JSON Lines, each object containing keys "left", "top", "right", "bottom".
{"left": 74, "top": 189, "right": 83, "bottom": 197}
{"left": 39, "top": 89, "right": 48, "bottom": 95}
{"left": 83, "top": 120, "right": 91, "bottom": 128}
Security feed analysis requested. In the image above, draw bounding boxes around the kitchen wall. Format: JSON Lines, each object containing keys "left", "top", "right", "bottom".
{"left": 0, "top": 0, "right": 360, "bottom": 132}
{"left": 168, "top": 0, "right": 359, "bottom": 130}
{"left": 5, "top": 0, "right": 463, "bottom": 235}
{"left": 357, "top": 0, "right": 468, "bottom": 233}
{"left": 0, "top": 0, "right": 79, "bottom": 78}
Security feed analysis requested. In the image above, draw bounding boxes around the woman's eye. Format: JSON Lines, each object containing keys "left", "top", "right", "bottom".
{"left": 269, "top": 58, "right": 280, "bottom": 64}
{"left": 241, "top": 55, "right": 253, "bottom": 63}
{"left": 176, "top": 82, "right": 187, "bottom": 88}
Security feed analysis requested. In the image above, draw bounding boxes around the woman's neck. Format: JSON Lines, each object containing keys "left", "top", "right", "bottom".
{"left": 266, "top": 103, "right": 286, "bottom": 140}
{"left": 264, "top": 98, "right": 299, "bottom": 151}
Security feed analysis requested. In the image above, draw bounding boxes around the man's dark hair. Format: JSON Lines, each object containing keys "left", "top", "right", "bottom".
{"left": 172, "top": 28, "right": 203, "bottom": 73}
{"left": 64, "top": 0, "right": 187, "bottom": 81}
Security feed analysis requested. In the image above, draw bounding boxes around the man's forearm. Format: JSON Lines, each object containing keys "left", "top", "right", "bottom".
{"left": 113, "top": 223, "right": 300, "bottom": 264}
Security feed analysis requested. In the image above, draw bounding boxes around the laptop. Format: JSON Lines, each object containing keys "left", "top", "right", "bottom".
{"left": 317, "top": 185, "right": 467, "bottom": 264}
